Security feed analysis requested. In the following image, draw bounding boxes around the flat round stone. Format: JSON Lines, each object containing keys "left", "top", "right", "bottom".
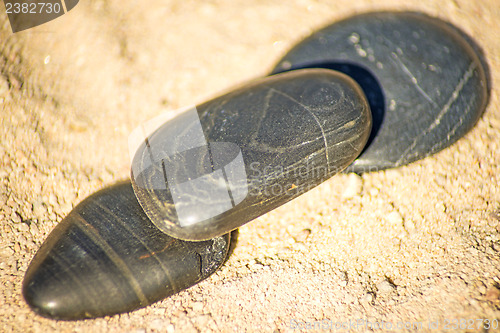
{"left": 23, "top": 182, "right": 231, "bottom": 320}
{"left": 131, "top": 69, "right": 371, "bottom": 241}
{"left": 272, "top": 12, "right": 488, "bottom": 173}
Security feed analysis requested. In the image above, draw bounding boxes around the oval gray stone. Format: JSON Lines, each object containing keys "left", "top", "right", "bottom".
{"left": 23, "top": 182, "right": 231, "bottom": 320}
{"left": 131, "top": 69, "right": 372, "bottom": 241}
{"left": 272, "top": 12, "right": 488, "bottom": 173}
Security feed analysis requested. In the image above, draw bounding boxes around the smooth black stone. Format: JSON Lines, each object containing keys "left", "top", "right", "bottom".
{"left": 23, "top": 182, "right": 230, "bottom": 320}
{"left": 131, "top": 69, "right": 371, "bottom": 241}
{"left": 272, "top": 12, "right": 488, "bottom": 173}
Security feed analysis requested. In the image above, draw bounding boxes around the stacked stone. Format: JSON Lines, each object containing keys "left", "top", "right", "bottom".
{"left": 23, "top": 12, "right": 488, "bottom": 320}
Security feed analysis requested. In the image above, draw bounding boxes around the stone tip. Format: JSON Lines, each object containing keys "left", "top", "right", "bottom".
{"left": 23, "top": 264, "right": 80, "bottom": 320}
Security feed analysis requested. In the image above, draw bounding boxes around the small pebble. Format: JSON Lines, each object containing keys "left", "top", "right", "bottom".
{"left": 435, "top": 202, "right": 446, "bottom": 213}
{"left": 0, "top": 246, "right": 15, "bottom": 257}
{"left": 191, "top": 301, "right": 204, "bottom": 312}
{"left": 492, "top": 243, "right": 500, "bottom": 252}
{"left": 360, "top": 292, "right": 374, "bottom": 304}
{"left": 15, "top": 222, "right": 29, "bottom": 233}
{"left": 293, "top": 228, "right": 311, "bottom": 243}
{"left": 341, "top": 173, "right": 363, "bottom": 199}
{"left": 48, "top": 194, "right": 57, "bottom": 207}
{"left": 11, "top": 212, "right": 21, "bottom": 223}
{"left": 404, "top": 219, "right": 417, "bottom": 234}
{"left": 339, "top": 271, "right": 349, "bottom": 287}
{"left": 490, "top": 210, "right": 500, "bottom": 222}
{"left": 377, "top": 280, "right": 396, "bottom": 294}
{"left": 32, "top": 200, "right": 46, "bottom": 218}
{"left": 485, "top": 286, "right": 500, "bottom": 302}
{"left": 149, "top": 318, "right": 166, "bottom": 331}
{"left": 0, "top": 76, "right": 9, "bottom": 95}
{"left": 386, "top": 211, "right": 403, "bottom": 225}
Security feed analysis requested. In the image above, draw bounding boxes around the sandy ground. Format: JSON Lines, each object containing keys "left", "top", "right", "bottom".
{"left": 1, "top": 0, "right": 500, "bottom": 332}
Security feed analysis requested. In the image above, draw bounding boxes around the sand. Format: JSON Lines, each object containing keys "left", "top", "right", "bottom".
{"left": 1, "top": 0, "right": 499, "bottom": 331}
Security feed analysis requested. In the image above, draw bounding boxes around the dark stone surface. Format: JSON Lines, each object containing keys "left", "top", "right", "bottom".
{"left": 131, "top": 69, "right": 372, "bottom": 241}
{"left": 23, "top": 182, "right": 231, "bottom": 320}
{"left": 272, "top": 12, "right": 488, "bottom": 173}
